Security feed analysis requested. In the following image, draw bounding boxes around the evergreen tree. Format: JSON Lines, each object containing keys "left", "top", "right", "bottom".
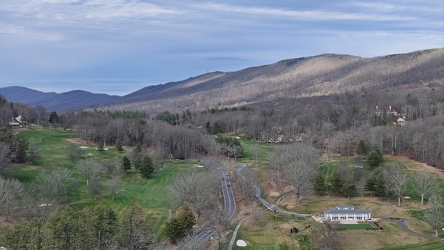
{"left": 330, "top": 171, "right": 344, "bottom": 196}
{"left": 44, "top": 206, "right": 81, "bottom": 249}
{"left": 163, "top": 206, "right": 196, "bottom": 243}
{"left": 366, "top": 150, "right": 384, "bottom": 170}
{"left": 356, "top": 139, "right": 369, "bottom": 155}
{"left": 115, "top": 138, "right": 123, "bottom": 151}
{"left": 132, "top": 143, "right": 142, "bottom": 170}
{"left": 212, "top": 121, "right": 222, "bottom": 134}
{"left": 118, "top": 203, "right": 152, "bottom": 249}
{"left": 14, "top": 134, "right": 28, "bottom": 163}
{"left": 163, "top": 217, "right": 185, "bottom": 244}
{"left": 314, "top": 173, "right": 327, "bottom": 195}
{"left": 133, "top": 155, "right": 142, "bottom": 170}
{"left": 97, "top": 139, "right": 104, "bottom": 151}
{"left": 205, "top": 121, "right": 211, "bottom": 134}
{"left": 135, "top": 143, "right": 142, "bottom": 154}
{"left": 83, "top": 205, "right": 118, "bottom": 248}
{"left": 365, "top": 173, "right": 377, "bottom": 197}
{"left": 139, "top": 155, "right": 154, "bottom": 178}
{"left": 366, "top": 168, "right": 388, "bottom": 198}
{"left": 48, "top": 111, "right": 59, "bottom": 126}
{"left": 122, "top": 156, "right": 131, "bottom": 172}
{"left": 342, "top": 180, "right": 357, "bottom": 199}
{"left": 177, "top": 206, "right": 195, "bottom": 231}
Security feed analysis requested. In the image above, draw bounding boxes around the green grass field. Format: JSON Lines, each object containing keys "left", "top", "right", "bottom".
{"left": 339, "top": 223, "right": 374, "bottom": 230}
{"left": 7, "top": 128, "right": 202, "bottom": 223}
{"left": 232, "top": 233, "right": 281, "bottom": 250}
{"left": 239, "top": 137, "right": 274, "bottom": 166}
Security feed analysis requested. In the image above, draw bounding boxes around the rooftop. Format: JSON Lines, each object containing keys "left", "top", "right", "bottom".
{"left": 324, "top": 206, "right": 371, "bottom": 214}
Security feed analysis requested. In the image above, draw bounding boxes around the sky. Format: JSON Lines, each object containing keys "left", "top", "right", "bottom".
{"left": 0, "top": 0, "right": 443, "bottom": 96}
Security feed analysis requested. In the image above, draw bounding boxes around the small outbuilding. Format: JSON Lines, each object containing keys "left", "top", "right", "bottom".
{"left": 324, "top": 205, "right": 371, "bottom": 221}
{"left": 397, "top": 117, "right": 406, "bottom": 126}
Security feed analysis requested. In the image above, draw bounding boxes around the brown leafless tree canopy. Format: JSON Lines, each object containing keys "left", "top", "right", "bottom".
{"left": 270, "top": 143, "right": 320, "bottom": 203}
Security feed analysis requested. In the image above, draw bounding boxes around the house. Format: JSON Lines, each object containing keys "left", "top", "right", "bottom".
{"left": 386, "top": 106, "right": 400, "bottom": 116}
{"left": 397, "top": 117, "right": 406, "bottom": 126}
{"left": 9, "top": 115, "right": 24, "bottom": 126}
{"left": 323, "top": 205, "right": 371, "bottom": 221}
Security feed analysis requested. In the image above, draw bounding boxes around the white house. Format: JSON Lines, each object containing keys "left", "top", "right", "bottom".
{"left": 324, "top": 205, "right": 371, "bottom": 221}
{"left": 9, "top": 115, "right": 25, "bottom": 126}
{"left": 397, "top": 117, "right": 406, "bottom": 126}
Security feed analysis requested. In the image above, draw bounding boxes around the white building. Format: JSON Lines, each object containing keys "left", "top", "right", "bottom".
{"left": 324, "top": 205, "right": 371, "bottom": 221}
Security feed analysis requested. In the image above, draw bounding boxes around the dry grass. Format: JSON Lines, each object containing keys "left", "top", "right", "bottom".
{"left": 387, "top": 155, "right": 444, "bottom": 176}
{"left": 232, "top": 155, "right": 443, "bottom": 249}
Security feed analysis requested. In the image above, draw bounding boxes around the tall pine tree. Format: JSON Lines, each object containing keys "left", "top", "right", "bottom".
{"left": 139, "top": 155, "right": 154, "bottom": 178}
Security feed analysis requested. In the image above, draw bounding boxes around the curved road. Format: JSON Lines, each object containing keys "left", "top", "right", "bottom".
{"left": 382, "top": 218, "right": 444, "bottom": 240}
{"left": 236, "top": 163, "right": 311, "bottom": 217}
{"left": 178, "top": 155, "right": 237, "bottom": 250}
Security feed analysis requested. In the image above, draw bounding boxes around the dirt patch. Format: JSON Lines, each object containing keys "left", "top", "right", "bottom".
{"left": 268, "top": 192, "right": 281, "bottom": 197}
{"left": 66, "top": 138, "right": 89, "bottom": 145}
{"left": 0, "top": 216, "right": 15, "bottom": 227}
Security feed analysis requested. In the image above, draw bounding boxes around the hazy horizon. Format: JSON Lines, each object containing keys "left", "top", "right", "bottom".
{"left": 1, "top": 0, "right": 443, "bottom": 95}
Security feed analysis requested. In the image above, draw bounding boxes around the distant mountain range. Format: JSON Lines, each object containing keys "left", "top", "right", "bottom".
{"left": 1, "top": 48, "right": 443, "bottom": 113}
{"left": 0, "top": 86, "right": 120, "bottom": 111}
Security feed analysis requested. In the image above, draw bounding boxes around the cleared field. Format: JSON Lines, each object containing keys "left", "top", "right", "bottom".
{"left": 382, "top": 241, "right": 444, "bottom": 250}
{"left": 239, "top": 138, "right": 274, "bottom": 166}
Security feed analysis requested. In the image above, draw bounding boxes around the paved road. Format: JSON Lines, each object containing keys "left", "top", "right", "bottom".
{"left": 178, "top": 155, "right": 237, "bottom": 250}
{"left": 227, "top": 215, "right": 253, "bottom": 250}
{"left": 236, "top": 163, "right": 311, "bottom": 217}
{"left": 382, "top": 218, "right": 444, "bottom": 240}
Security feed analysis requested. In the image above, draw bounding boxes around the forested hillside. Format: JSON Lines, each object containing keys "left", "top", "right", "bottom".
{"left": 103, "top": 48, "right": 444, "bottom": 114}
{"left": 2, "top": 48, "right": 442, "bottom": 113}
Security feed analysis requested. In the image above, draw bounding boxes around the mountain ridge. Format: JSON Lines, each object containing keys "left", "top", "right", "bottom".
{"left": 1, "top": 48, "right": 442, "bottom": 112}
{"left": 0, "top": 86, "right": 120, "bottom": 111}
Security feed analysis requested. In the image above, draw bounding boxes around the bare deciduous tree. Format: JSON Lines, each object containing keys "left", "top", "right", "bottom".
{"left": 66, "top": 144, "right": 82, "bottom": 162}
{"left": 36, "top": 167, "right": 71, "bottom": 203}
{"left": 236, "top": 167, "right": 257, "bottom": 208}
{"left": 411, "top": 172, "right": 439, "bottom": 205}
{"left": 270, "top": 143, "right": 320, "bottom": 203}
{"left": 169, "top": 170, "right": 219, "bottom": 225}
{"left": 313, "top": 222, "right": 342, "bottom": 250}
{"left": 227, "top": 144, "right": 243, "bottom": 161}
{"left": 0, "top": 142, "right": 12, "bottom": 172}
{"left": 425, "top": 194, "right": 444, "bottom": 237}
{"left": 109, "top": 177, "right": 121, "bottom": 201}
{"left": 208, "top": 200, "right": 230, "bottom": 250}
{"left": 76, "top": 158, "right": 103, "bottom": 186}
{"left": 384, "top": 166, "right": 408, "bottom": 207}
{"left": 250, "top": 143, "right": 261, "bottom": 165}
{"left": 0, "top": 176, "right": 25, "bottom": 220}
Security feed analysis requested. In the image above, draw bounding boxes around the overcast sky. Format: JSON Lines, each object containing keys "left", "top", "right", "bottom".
{"left": 1, "top": 0, "right": 443, "bottom": 95}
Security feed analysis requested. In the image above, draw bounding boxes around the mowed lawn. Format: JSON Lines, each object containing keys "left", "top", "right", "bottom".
{"left": 339, "top": 223, "right": 374, "bottom": 230}
{"left": 382, "top": 241, "right": 444, "bottom": 250}
{"left": 7, "top": 127, "right": 202, "bottom": 219}
{"left": 239, "top": 137, "right": 274, "bottom": 167}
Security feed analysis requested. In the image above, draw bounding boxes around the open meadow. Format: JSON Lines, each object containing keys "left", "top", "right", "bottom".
{"left": 2, "top": 127, "right": 204, "bottom": 241}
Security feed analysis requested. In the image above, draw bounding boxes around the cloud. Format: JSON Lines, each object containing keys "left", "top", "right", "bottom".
{"left": 0, "top": 0, "right": 442, "bottom": 94}
{"left": 193, "top": 2, "right": 415, "bottom": 21}
{"left": 351, "top": 1, "right": 443, "bottom": 13}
